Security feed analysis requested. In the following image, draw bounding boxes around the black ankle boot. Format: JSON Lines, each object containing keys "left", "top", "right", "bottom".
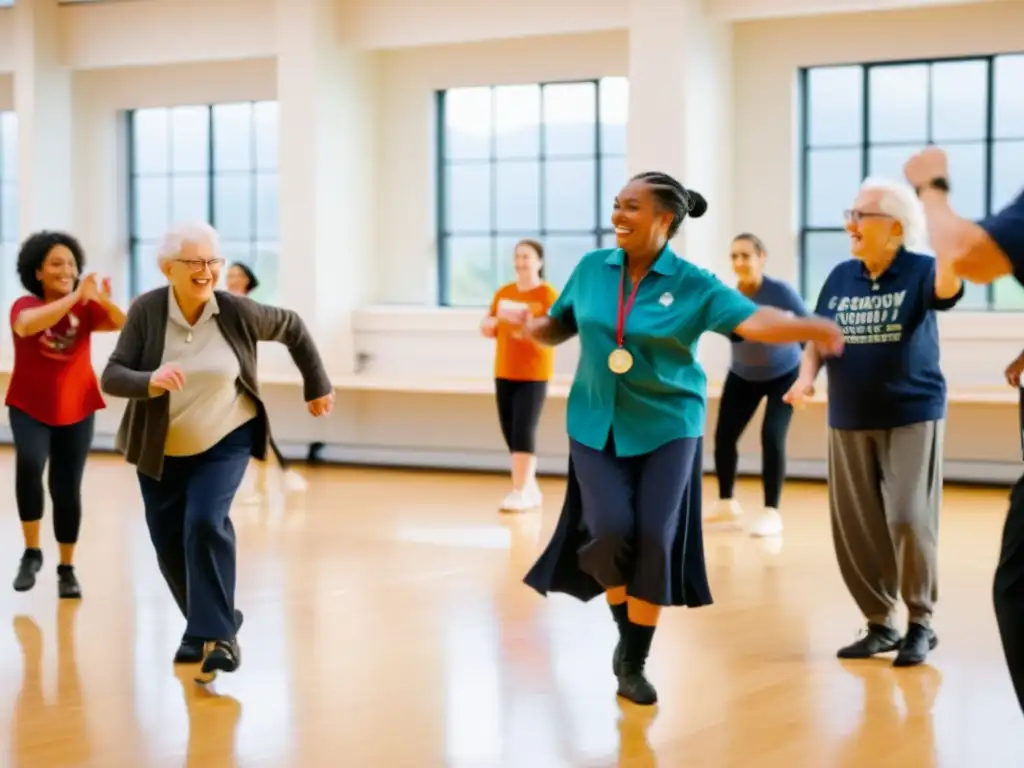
{"left": 609, "top": 602, "right": 628, "bottom": 676}
{"left": 617, "top": 621, "right": 658, "bottom": 706}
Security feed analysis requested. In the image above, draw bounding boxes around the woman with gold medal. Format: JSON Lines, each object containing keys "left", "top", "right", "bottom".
{"left": 510, "top": 171, "right": 844, "bottom": 707}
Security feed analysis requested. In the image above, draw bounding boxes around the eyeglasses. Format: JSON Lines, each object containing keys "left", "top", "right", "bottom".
{"left": 843, "top": 209, "right": 894, "bottom": 224}
{"left": 175, "top": 258, "right": 225, "bottom": 272}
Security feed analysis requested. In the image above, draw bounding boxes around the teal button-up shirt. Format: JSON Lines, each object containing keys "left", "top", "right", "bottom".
{"left": 551, "top": 246, "right": 759, "bottom": 457}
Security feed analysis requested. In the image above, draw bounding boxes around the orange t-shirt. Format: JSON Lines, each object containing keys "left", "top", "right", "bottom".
{"left": 488, "top": 282, "right": 559, "bottom": 382}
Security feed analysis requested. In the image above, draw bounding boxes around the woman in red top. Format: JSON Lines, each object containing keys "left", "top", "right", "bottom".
{"left": 7, "top": 232, "right": 127, "bottom": 599}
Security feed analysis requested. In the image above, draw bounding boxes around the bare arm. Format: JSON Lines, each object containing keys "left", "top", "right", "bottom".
{"left": 920, "top": 188, "right": 1013, "bottom": 284}
{"left": 13, "top": 292, "right": 80, "bottom": 338}
{"left": 528, "top": 315, "right": 576, "bottom": 347}
{"left": 480, "top": 315, "right": 498, "bottom": 338}
{"left": 797, "top": 344, "right": 823, "bottom": 385}
{"left": 93, "top": 294, "right": 127, "bottom": 332}
{"left": 733, "top": 307, "right": 837, "bottom": 346}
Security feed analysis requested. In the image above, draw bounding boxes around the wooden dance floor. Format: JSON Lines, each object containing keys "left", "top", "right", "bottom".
{"left": 1, "top": 451, "right": 1023, "bottom": 767}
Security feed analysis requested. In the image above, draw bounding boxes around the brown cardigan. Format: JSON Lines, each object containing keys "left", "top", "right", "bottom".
{"left": 100, "top": 287, "right": 333, "bottom": 480}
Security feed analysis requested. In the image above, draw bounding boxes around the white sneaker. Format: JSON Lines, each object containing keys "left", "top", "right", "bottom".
{"left": 282, "top": 469, "right": 308, "bottom": 493}
{"left": 525, "top": 478, "right": 543, "bottom": 507}
{"left": 748, "top": 507, "right": 783, "bottom": 538}
{"left": 704, "top": 498, "right": 743, "bottom": 524}
{"left": 500, "top": 489, "right": 531, "bottom": 513}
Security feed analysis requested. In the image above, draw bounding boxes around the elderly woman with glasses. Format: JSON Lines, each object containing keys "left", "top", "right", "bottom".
{"left": 784, "top": 177, "right": 963, "bottom": 668}
{"left": 101, "top": 222, "right": 334, "bottom": 683}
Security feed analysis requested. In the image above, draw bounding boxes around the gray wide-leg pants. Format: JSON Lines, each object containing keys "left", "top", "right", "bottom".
{"left": 827, "top": 420, "right": 944, "bottom": 628}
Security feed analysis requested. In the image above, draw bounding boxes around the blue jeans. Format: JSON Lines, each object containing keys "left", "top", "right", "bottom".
{"left": 137, "top": 420, "right": 255, "bottom": 640}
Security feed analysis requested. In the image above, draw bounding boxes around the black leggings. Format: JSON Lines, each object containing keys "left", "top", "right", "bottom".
{"left": 9, "top": 407, "right": 95, "bottom": 545}
{"left": 713, "top": 368, "right": 798, "bottom": 508}
{"left": 495, "top": 379, "right": 547, "bottom": 454}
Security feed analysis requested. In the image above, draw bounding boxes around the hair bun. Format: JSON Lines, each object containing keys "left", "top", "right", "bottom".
{"left": 686, "top": 190, "right": 708, "bottom": 219}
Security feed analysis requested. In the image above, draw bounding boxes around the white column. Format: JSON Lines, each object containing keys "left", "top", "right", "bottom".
{"left": 274, "top": 0, "right": 378, "bottom": 377}
{"left": 626, "top": 0, "right": 733, "bottom": 274}
{"left": 13, "top": 0, "right": 74, "bottom": 233}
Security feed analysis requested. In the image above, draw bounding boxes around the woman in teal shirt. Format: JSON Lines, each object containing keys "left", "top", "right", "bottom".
{"left": 517, "top": 171, "right": 843, "bottom": 707}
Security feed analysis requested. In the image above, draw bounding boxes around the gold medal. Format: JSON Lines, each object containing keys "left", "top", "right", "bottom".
{"left": 608, "top": 347, "right": 634, "bottom": 374}
{"left": 612, "top": 266, "right": 645, "bottom": 376}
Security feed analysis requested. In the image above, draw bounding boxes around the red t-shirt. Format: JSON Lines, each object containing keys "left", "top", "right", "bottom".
{"left": 6, "top": 296, "right": 107, "bottom": 426}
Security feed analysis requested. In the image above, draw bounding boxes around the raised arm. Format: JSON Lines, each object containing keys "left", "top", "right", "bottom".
{"left": 92, "top": 282, "right": 128, "bottom": 332}
{"left": 906, "top": 147, "right": 1024, "bottom": 285}
{"left": 13, "top": 291, "right": 81, "bottom": 338}
{"left": 243, "top": 299, "right": 333, "bottom": 401}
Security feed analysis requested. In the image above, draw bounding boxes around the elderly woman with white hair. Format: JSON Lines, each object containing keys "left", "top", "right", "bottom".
{"left": 101, "top": 222, "right": 334, "bottom": 682}
{"left": 785, "top": 177, "right": 963, "bottom": 667}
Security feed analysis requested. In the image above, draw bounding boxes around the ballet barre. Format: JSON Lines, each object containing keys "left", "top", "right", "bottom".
{"left": 253, "top": 372, "right": 1019, "bottom": 406}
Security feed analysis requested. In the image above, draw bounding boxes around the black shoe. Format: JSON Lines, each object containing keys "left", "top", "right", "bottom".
{"left": 13, "top": 549, "right": 42, "bottom": 592}
{"left": 196, "top": 638, "right": 241, "bottom": 683}
{"left": 57, "top": 565, "right": 81, "bottom": 599}
{"left": 893, "top": 623, "right": 938, "bottom": 667}
{"left": 616, "top": 622, "right": 658, "bottom": 706}
{"left": 837, "top": 623, "right": 902, "bottom": 659}
{"left": 174, "top": 609, "right": 244, "bottom": 664}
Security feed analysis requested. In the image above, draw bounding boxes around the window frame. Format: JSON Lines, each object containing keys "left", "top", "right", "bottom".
{"left": 798, "top": 53, "right": 1024, "bottom": 311}
{"left": 126, "top": 101, "right": 278, "bottom": 299}
{"left": 435, "top": 77, "right": 626, "bottom": 307}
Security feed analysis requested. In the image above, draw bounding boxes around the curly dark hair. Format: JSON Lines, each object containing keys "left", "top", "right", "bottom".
{"left": 17, "top": 231, "right": 86, "bottom": 298}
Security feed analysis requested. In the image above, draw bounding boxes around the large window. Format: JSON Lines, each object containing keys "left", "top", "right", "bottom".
{"left": 437, "top": 77, "right": 629, "bottom": 306}
{"left": 128, "top": 101, "right": 279, "bottom": 301}
{"left": 799, "top": 54, "right": 1024, "bottom": 310}
{"left": 0, "top": 112, "right": 18, "bottom": 316}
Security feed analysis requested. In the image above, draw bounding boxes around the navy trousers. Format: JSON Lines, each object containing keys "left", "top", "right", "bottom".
{"left": 569, "top": 435, "right": 703, "bottom": 607}
{"left": 138, "top": 420, "right": 254, "bottom": 640}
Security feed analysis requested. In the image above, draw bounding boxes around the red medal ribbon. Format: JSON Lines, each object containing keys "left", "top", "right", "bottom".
{"left": 616, "top": 268, "right": 645, "bottom": 347}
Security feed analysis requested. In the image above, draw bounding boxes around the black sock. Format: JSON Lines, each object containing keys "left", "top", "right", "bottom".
{"left": 623, "top": 621, "right": 656, "bottom": 670}
{"left": 23, "top": 548, "right": 42, "bottom": 560}
{"left": 609, "top": 601, "right": 628, "bottom": 630}
{"left": 57, "top": 564, "right": 74, "bottom": 574}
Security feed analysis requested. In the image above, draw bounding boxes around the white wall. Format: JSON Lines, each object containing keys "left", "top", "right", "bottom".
{"left": 0, "top": 0, "right": 1021, "bottom": 484}
{"left": 350, "top": 1, "right": 1024, "bottom": 482}
{"left": 729, "top": 1, "right": 1024, "bottom": 386}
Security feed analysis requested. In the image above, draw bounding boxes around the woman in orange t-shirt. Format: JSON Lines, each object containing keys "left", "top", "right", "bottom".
{"left": 481, "top": 239, "right": 558, "bottom": 513}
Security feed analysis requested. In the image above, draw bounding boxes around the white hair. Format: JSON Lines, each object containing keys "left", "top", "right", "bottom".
{"left": 156, "top": 221, "right": 220, "bottom": 263}
{"left": 859, "top": 176, "right": 930, "bottom": 253}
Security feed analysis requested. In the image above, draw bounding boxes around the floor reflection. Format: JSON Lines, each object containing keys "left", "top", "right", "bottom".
{"left": 11, "top": 603, "right": 90, "bottom": 768}
{"left": 176, "top": 670, "right": 243, "bottom": 768}
{"left": 0, "top": 462, "right": 1022, "bottom": 766}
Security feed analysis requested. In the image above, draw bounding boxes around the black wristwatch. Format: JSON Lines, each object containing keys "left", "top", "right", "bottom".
{"left": 915, "top": 177, "right": 950, "bottom": 197}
